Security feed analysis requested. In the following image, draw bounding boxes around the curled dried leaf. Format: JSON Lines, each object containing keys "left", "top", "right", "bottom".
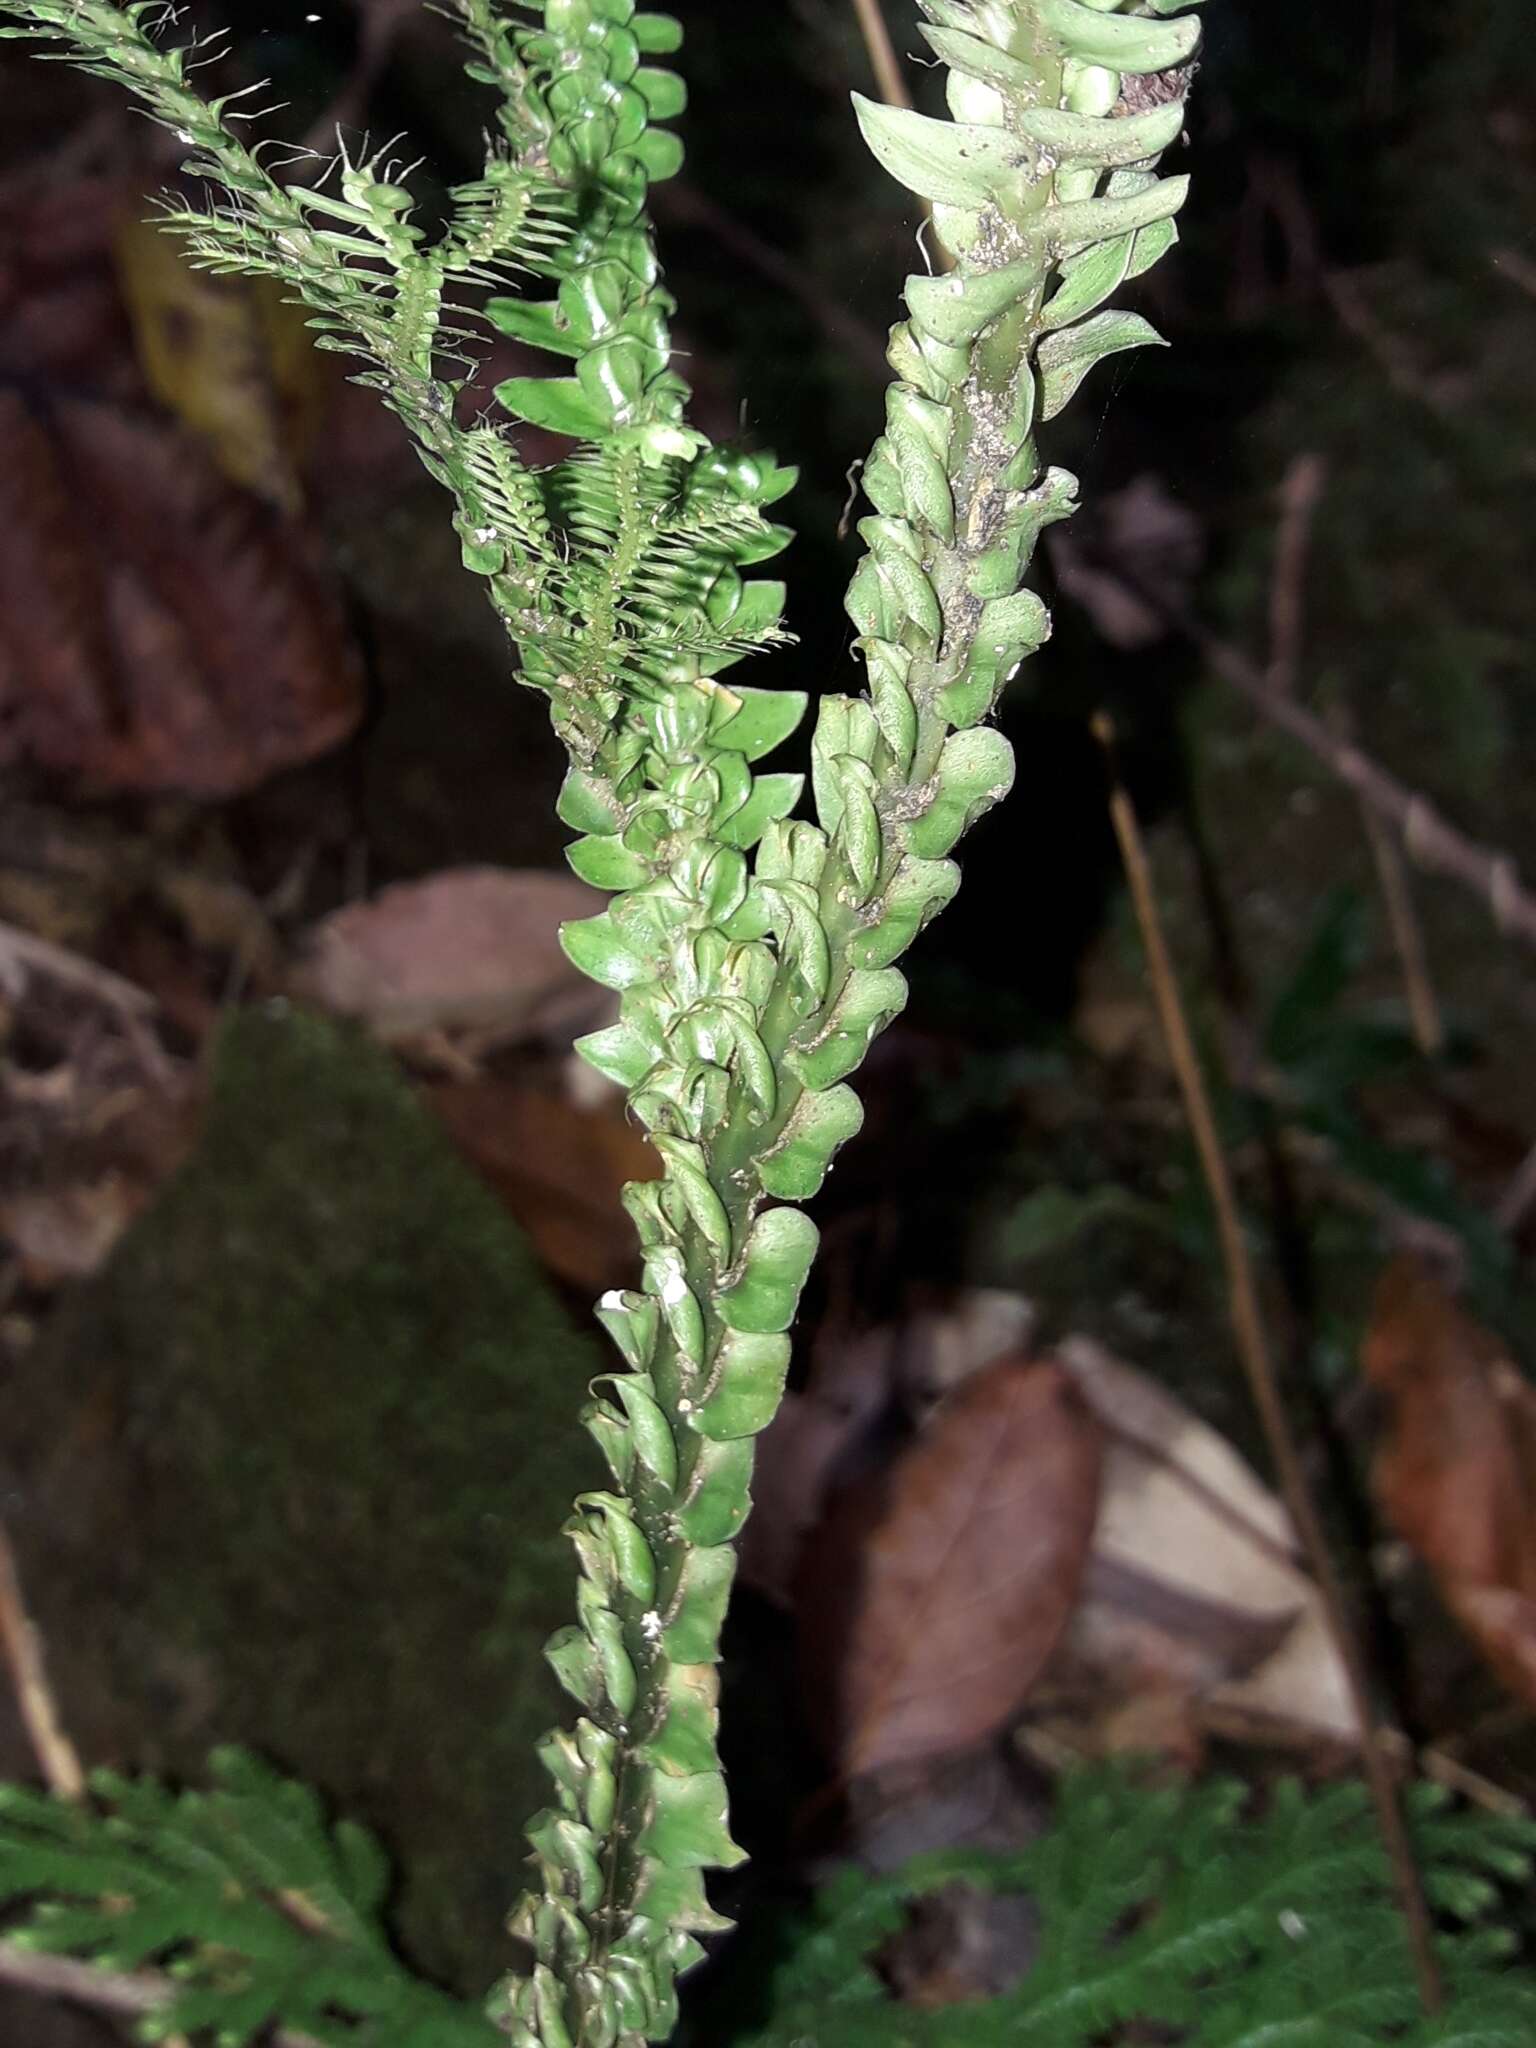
{"left": 0, "top": 396, "right": 361, "bottom": 797}
{"left": 797, "top": 1355, "right": 1103, "bottom": 1778}
{"left": 1365, "top": 1254, "right": 1536, "bottom": 1710}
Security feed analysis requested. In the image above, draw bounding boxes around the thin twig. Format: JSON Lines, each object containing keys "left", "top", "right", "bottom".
{"left": 0, "top": 920, "right": 173, "bottom": 1088}
{"left": 0, "top": 1519, "right": 85, "bottom": 1803}
{"left": 1323, "top": 267, "right": 1464, "bottom": 418}
{"left": 848, "top": 0, "right": 912, "bottom": 110}
{"left": 1093, "top": 711, "right": 1445, "bottom": 2015}
{"left": 1361, "top": 800, "right": 1445, "bottom": 1058}
{"left": 1097, "top": 568, "right": 1536, "bottom": 957}
{"left": 1211, "top": 634, "right": 1536, "bottom": 950}
{"left": 0, "top": 921, "right": 155, "bottom": 1016}
{"left": 1411, "top": 1741, "right": 1528, "bottom": 1821}
{"left": 1267, "top": 451, "right": 1328, "bottom": 693}
{"left": 847, "top": 0, "right": 953, "bottom": 273}
{"left": 0, "top": 1534, "right": 196, "bottom": 2044}
{"left": 0, "top": 1944, "right": 322, "bottom": 2048}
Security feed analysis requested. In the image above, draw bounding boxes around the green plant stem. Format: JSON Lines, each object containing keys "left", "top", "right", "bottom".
{"left": 0, "top": 3, "right": 1214, "bottom": 2043}
{"left": 498, "top": 7, "right": 1208, "bottom": 2041}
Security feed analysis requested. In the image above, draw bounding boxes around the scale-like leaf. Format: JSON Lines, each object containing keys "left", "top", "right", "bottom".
{"left": 852, "top": 97, "right": 1019, "bottom": 208}
{"left": 1038, "top": 309, "right": 1167, "bottom": 418}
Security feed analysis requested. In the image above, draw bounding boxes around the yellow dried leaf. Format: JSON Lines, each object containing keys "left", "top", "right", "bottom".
{"left": 113, "top": 212, "right": 323, "bottom": 513}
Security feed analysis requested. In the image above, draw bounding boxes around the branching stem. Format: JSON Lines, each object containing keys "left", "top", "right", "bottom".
{"left": 0, "top": 3, "right": 1216, "bottom": 2041}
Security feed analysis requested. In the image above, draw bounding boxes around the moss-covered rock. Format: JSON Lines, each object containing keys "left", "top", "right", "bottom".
{"left": 0, "top": 1005, "right": 600, "bottom": 1993}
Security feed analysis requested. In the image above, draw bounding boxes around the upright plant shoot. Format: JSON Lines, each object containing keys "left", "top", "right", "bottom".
{"left": 0, "top": 2, "right": 1207, "bottom": 2044}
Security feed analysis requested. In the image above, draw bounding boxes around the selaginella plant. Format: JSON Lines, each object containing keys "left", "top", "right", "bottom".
{"left": 0, "top": 1, "right": 1218, "bottom": 2042}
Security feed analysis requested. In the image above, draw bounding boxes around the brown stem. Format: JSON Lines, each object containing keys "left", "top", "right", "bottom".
{"left": 1361, "top": 801, "right": 1445, "bottom": 1059}
{"left": 848, "top": 0, "right": 913, "bottom": 110}
{"left": 1093, "top": 710, "right": 1445, "bottom": 2016}
{"left": 1267, "top": 451, "right": 1328, "bottom": 694}
{"left": 0, "top": 1519, "right": 85, "bottom": 1803}
{"left": 0, "top": 1944, "right": 320, "bottom": 2048}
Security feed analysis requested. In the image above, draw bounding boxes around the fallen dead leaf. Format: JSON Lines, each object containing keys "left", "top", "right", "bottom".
{"left": 1057, "top": 1338, "right": 1358, "bottom": 1748}
{"left": 0, "top": 1176, "right": 141, "bottom": 1286}
{"left": 115, "top": 212, "right": 324, "bottom": 515}
{"left": 765, "top": 1293, "right": 1361, "bottom": 1764}
{"left": 429, "top": 1077, "right": 658, "bottom": 1295}
{"left": 1364, "top": 1254, "right": 1536, "bottom": 1711}
{"left": 0, "top": 393, "right": 362, "bottom": 796}
{"left": 294, "top": 868, "right": 615, "bottom": 1048}
{"left": 796, "top": 1354, "right": 1103, "bottom": 1779}
{"left": 0, "top": 1006, "right": 198, "bottom": 1291}
{"left": 745, "top": 1290, "right": 1037, "bottom": 1608}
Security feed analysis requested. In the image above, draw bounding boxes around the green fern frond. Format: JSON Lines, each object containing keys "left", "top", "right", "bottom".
{"left": 731, "top": 1770, "right": 1536, "bottom": 2048}
{"left": 0, "top": 1, "right": 570, "bottom": 426}
{"left": 0, "top": 0, "right": 789, "bottom": 771}
{"left": 475, "top": 437, "right": 793, "bottom": 721}
{"left": 0, "top": 1749, "right": 500, "bottom": 2047}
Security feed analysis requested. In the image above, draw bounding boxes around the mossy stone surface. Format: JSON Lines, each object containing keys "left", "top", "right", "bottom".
{"left": 1, "top": 1006, "right": 600, "bottom": 1992}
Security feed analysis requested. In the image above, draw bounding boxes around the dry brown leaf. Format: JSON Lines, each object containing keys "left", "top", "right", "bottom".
{"left": 0, "top": 394, "right": 362, "bottom": 795}
{"left": 294, "top": 869, "right": 614, "bottom": 1047}
{"left": 0, "top": 1023, "right": 198, "bottom": 1291}
{"left": 744, "top": 1291, "right": 1038, "bottom": 1608}
{"left": 780, "top": 1295, "right": 1347, "bottom": 1766}
{"left": 883, "top": 1289, "right": 1038, "bottom": 1423}
{"left": 0, "top": 1176, "right": 142, "bottom": 1285}
{"left": 1364, "top": 1254, "right": 1536, "bottom": 1709}
{"left": 429, "top": 1077, "right": 659, "bottom": 1295}
{"left": 796, "top": 1355, "right": 1103, "bottom": 1779}
{"left": 1058, "top": 1338, "right": 1358, "bottom": 1746}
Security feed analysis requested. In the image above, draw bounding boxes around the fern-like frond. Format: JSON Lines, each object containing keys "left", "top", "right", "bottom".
{"left": 0, "top": 2, "right": 568, "bottom": 429}
{"left": 0, "top": 1749, "right": 500, "bottom": 2048}
{"left": 730, "top": 1770, "right": 1536, "bottom": 2048}
{"left": 484, "top": 440, "right": 793, "bottom": 707}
